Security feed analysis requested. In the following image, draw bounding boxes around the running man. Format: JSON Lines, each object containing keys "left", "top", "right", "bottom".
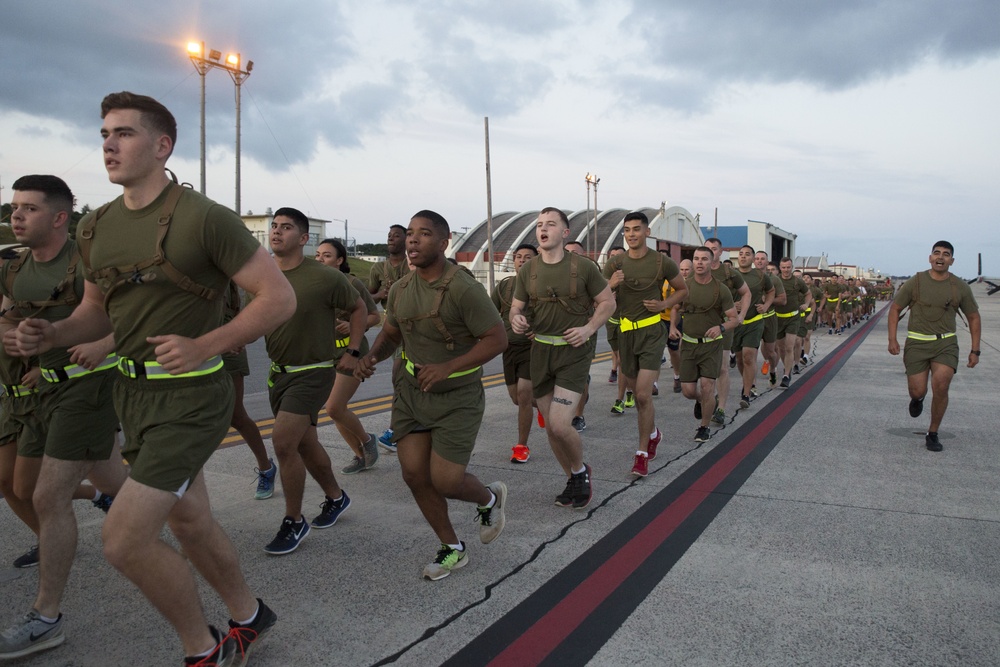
{"left": 509, "top": 208, "right": 615, "bottom": 508}
{"left": 888, "top": 241, "right": 980, "bottom": 452}
{"left": 0, "top": 174, "right": 128, "bottom": 661}
{"left": 12, "top": 92, "right": 289, "bottom": 665}
{"left": 315, "top": 238, "right": 382, "bottom": 475}
{"left": 357, "top": 210, "right": 508, "bottom": 580}
{"left": 671, "top": 247, "right": 738, "bottom": 443}
{"left": 603, "top": 212, "right": 686, "bottom": 477}
{"left": 703, "top": 238, "right": 750, "bottom": 424}
{"left": 733, "top": 245, "right": 775, "bottom": 409}
{"left": 491, "top": 242, "right": 538, "bottom": 463}
{"left": 774, "top": 258, "right": 813, "bottom": 388}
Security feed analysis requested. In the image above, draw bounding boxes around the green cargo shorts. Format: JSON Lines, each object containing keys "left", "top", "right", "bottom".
{"left": 734, "top": 318, "right": 765, "bottom": 350}
{"left": 530, "top": 340, "right": 592, "bottom": 398}
{"left": 679, "top": 338, "right": 723, "bottom": 382}
{"left": 391, "top": 377, "right": 484, "bottom": 466}
{"left": 268, "top": 366, "right": 334, "bottom": 423}
{"left": 903, "top": 337, "right": 959, "bottom": 375}
{"left": 619, "top": 322, "right": 667, "bottom": 378}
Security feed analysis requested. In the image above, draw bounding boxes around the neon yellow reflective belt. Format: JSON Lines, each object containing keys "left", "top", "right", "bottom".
{"left": 335, "top": 337, "right": 351, "bottom": 348}
{"left": 742, "top": 313, "right": 764, "bottom": 324}
{"left": 534, "top": 334, "right": 569, "bottom": 346}
{"left": 269, "top": 360, "right": 335, "bottom": 374}
{"left": 776, "top": 311, "right": 798, "bottom": 318}
{"left": 607, "top": 317, "right": 620, "bottom": 325}
{"left": 681, "top": 333, "right": 724, "bottom": 344}
{"left": 119, "top": 356, "right": 223, "bottom": 380}
{"left": 906, "top": 331, "right": 956, "bottom": 341}
{"left": 404, "top": 360, "right": 480, "bottom": 378}
{"left": 803, "top": 308, "right": 812, "bottom": 314}
{"left": 619, "top": 314, "right": 661, "bottom": 332}
{"left": 42, "top": 354, "right": 119, "bottom": 383}
{"left": 827, "top": 297, "right": 839, "bottom": 302}
{"left": 1, "top": 384, "right": 37, "bottom": 398}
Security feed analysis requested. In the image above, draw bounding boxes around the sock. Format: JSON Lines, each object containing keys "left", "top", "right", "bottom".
{"left": 37, "top": 613, "right": 59, "bottom": 624}
{"left": 927, "top": 431, "right": 937, "bottom": 436}
{"left": 448, "top": 542, "right": 464, "bottom": 552}
{"left": 329, "top": 494, "right": 343, "bottom": 503}
{"left": 479, "top": 491, "right": 496, "bottom": 510}
{"left": 571, "top": 464, "right": 587, "bottom": 476}
{"left": 92, "top": 489, "right": 102, "bottom": 502}
{"left": 635, "top": 450, "right": 647, "bottom": 457}
{"left": 234, "top": 601, "right": 260, "bottom": 627}
{"left": 650, "top": 428, "right": 659, "bottom": 439}
{"left": 673, "top": 375, "right": 679, "bottom": 380}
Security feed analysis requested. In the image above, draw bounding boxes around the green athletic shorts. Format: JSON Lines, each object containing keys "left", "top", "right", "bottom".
{"left": 391, "top": 377, "right": 484, "bottom": 466}
{"left": 503, "top": 341, "right": 532, "bottom": 386}
{"left": 903, "top": 337, "right": 959, "bottom": 375}
{"left": 268, "top": 366, "right": 334, "bottom": 423}
{"left": 606, "top": 321, "right": 619, "bottom": 352}
{"left": 762, "top": 313, "right": 777, "bottom": 344}
{"left": 774, "top": 314, "right": 799, "bottom": 340}
{"left": 115, "top": 370, "right": 234, "bottom": 494}
{"left": 734, "top": 319, "right": 765, "bottom": 350}
{"left": 0, "top": 393, "right": 46, "bottom": 458}
{"left": 39, "top": 371, "right": 117, "bottom": 461}
{"left": 530, "top": 340, "right": 592, "bottom": 398}
{"left": 223, "top": 348, "right": 250, "bottom": 377}
{"left": 796, "top": 313, "right": 810, "bottom": 338}
{"left": 679, "top": 338, "right": 723, "bottom": 382}
{"left": 619, "top": 322, "right": 667, "bottom": 378}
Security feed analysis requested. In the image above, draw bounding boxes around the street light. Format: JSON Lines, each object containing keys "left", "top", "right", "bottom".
{"left": 586, "top": 173, "right": 600, "bottom": 261}
{"left": 186, "top": 40, "right": 253, "bottom": 214}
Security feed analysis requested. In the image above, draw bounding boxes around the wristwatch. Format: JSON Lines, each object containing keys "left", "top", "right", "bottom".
{"left": 719, "top": 323, "right": 726, "bottom": 333}
{"left": 971, "top": 350, "right": 981, "bottom": 356}
{"left": 345, "top": 348, "right": 361, "bottom": 358}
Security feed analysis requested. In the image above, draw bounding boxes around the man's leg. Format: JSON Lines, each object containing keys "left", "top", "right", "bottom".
{"left": 298, "top": 425, "right": 343, "bottom": 502}
{"left": 85, "top": 436, "right": 128, "bottom": 498}
{"left": 927, "top": 362, "right": 955, "bottom": 433}
{"left": 397, "top": 432, "right": 468, "bottom": 545}
{"left": 13, "top": 454, "right": 43, "bottom": 511}
{"left": 231, "top": 374, "right": 271, "bottom": 471}
{"left": 633, "top": 368, "right": 659, "bottom": 453}
{"left": 740, "top": 346, "right": 757, "bottom": 396}
{"left": 103, "top": 474, "right": 256, "bottom": 657}
{"left": 31, "top": 457, "right": 93, "bottom": 618}
{"left": 271, "top": 411, "right": 319, "bottom": 520}
{"left": 0, "top": 447, "right": 38, "bottom": 533}
{"left": 515, "top": 378, "right": 533, "bottom": 446}
{"left": 540, "top": 387, "right": 585, "bottom": 475}
{"left": 715, "top": 349, "right": 730, "bottom": 412}
{"left": 698, "top": 378, "right": 716, "bottom": 427}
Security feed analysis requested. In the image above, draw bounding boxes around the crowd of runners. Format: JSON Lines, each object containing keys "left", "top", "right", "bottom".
{"left": 0, "top": 90, "right": 981, "bottom": 666}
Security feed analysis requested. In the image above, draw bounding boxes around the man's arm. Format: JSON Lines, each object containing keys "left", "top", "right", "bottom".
{"left": 563, "top": 285, "right": 615, "bottom": 347}
{"left": 413, "top": 322, "right": 507, "bottom": 392}
{"left": 509, "top": 297, "right": 530, "bottom": 334}
{"left": 355, "top": 320, "right": 403, "bottom": 380}
{"left": 11, "top": 282, "right": 113, "bottom": 357}
{"left": 887, "top": 302, "right": 903, "bottom": 355}
{"left": 758, "top": 287, "right": 775, "bottom": 314}
{"left": 148, "top": 246, "right": 295, "bottom": 374}
{"left": 736, "top": 283, "right": 751, "bottom": 322}
{"left": 645, "top": 274, "right": 687, "bottom": 313}
{"left": 966, "top": 311, "right": 981, "bottom": 368}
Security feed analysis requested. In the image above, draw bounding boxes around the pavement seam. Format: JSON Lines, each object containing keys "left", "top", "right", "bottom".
{"left": 720, "top": 492, "right": 1000, "bottom": 524}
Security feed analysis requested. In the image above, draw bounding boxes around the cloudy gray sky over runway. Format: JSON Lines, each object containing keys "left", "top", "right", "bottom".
{"left": 1, "top": 0, "right": 997, "bottom": 276}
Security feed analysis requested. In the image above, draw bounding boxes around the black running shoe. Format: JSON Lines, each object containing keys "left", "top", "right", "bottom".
{"left": 925, "top": 432, "right": 943, "bottom": 452}
{"left": 184, "top": 626, "right": 236, "bottom": 666}
{"left": 228, "top": 599, "right": 278, "bottom": 667}
{"left": 693, "top": 399, "right": 702, "bottom": 420}
{"left": 570, "top": 464, "right": 593, "bottom": 509}
{"left": 694, "top": 427, "right": 711, "bottom": 443}
{"left": 909, "top": 397, "right": 924, "bottom": 418}
{"left": 779, "top": 375, "right": 790, "bottom": 389}
{"left": 739, "top": 394, "right": 751, "bottom": 410}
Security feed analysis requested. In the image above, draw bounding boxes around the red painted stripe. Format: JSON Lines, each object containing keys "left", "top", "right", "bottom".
{"left": 488, "top": 329, "right": 862, "bottom": 666}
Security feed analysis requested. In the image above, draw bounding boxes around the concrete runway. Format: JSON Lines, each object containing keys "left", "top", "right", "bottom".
{"left": 1, "top": 284, "right": 997, "bottom": 666}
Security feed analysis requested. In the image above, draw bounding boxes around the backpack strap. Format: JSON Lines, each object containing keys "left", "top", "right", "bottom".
{"left": 391, "top": 263, "right": 467, "bottom": 351}
{"left": 2, "top": 246, "right": 82, "bottom": 319}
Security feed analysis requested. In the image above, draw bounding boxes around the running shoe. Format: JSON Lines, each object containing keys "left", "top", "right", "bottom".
{"left": 377, "top": 429, "right": 397, "bottom": 453}
{"left": 610, "top": 399, "right": 624, "bottom": 415}
{"left": 624, "top": 391, "right": 635, "bottom": 408}
{"left": 0, "top": 610, "right": 64, "bottom": 660}
{"left": 570, "top": 464, "right": 593, "bottom": 509}
{"left": 476, "top": 482, "right": 507, "bottom": 544}
{"left": 254, "top": 459, "right": 278, "bottom": 500}
{"left": 673, "top": 378, "right": 681, "bottom": 393}
{"left": 312, "top": 492, "right": 351, "bottom": 528}
{"left": 694, "top": 427, "right": 711, "bottom": 443}
{"left": 647, "top": 428, "right": 661, "bottom": 460}
{"left": 572, "top": 416, "right": 586, "bottom": 432}
{"left": 510, "top": 444, "right": 530, "bottom": 463}
{"left": 184, "top": 626, "right": 235, "bottom": 666}
{"left": 711, "top": 408, "right": 725, "bottom": 425}
{"left": 729, "top": 353, "right": 736, "bottom": 369}
{"left": 925, "top": 432, "right": 943, "bottom": 452}
{"left": 908, "top": 397, "right": 924, "bottom": 418}
{"left": 793, "top": 364, "right": 801, "bottom": 375}
{"left": 739, "top": 394, "right": 751, "bottom": 410}
{"left": 263, "top": 517, "right": 310, "bottom": 555}
{"left": 750, "top": 386, "right": 759, "bottom": 398}
{"left": 779, "top": 375, "right": 790, "bottom": 388}
{"left": 92, "top": 493, "right": 114, "bottom": 513}
{"left": 423, "top": 542, "right": 467, "bottom": 581}
{"left": 769, "top": 371, "right": 777, "bottom": 386}
{"left": 694, "top": 399, "right": 702, "bottom": 420}
{"left": 608, "top": 369, "right": 618, "bottom": 383}
{"left": 652, "top": 382, "right": 659, "bottom": 396}
{"left": 341, "top": 457, "right": 366, "bottom": 475}
{"left": 227, "top": 599, "right": 277, "bottom": 667}
{"left": 828, "top": 328, "right": 833, "bottom": 335}
{"left": 630, "top": 453, "right": 648, "bottom": 477}
{"left": 12, "top": 545, "right": 38, "bottom": 569}
{"left": 537, "top": 411, "right": 545, "bottom": 428}
{"left": 362, "top": 433, "right": 379, "bottom": 469}
{"left": 761, "top": 360, "right": 770, "bottom": 375}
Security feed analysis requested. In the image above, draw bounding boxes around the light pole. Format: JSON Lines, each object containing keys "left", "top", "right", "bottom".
{"left": 186, "top": 42, "right": 253, "bottom": 214}
{"left": 586, "top": 173, "right": 600, "bottom": 261}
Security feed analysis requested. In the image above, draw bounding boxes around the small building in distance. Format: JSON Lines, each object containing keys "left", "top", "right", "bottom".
{"left": 700, "top": 220, "right": 797, "bottom": 263}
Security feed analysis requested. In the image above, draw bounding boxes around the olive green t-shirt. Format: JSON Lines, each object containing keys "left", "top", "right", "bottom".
{"left": 82, "top": 185, "right": 259, "bottom": 362}
{"left": 894, "top": 271, "right": 979, "bottom": 335}
{"left": 266, "top": 258, "right": 360, "bottom": 365}
{"left": 776, "top": 275, "right": 808, "bottom": 314}
{"left": 768, "top": 273, "right": 785, "bottom": 312}
{"left": 809, "top": 284, "right": 823, "bottom": 308}
{"left": 735, "top": 266, "right": 773, "bottom": 317}
{"left": 711, "top": 264, "right": 745, "bottom": 306}
{"left": 369, "top": 257, "right": 410, "bottom": 309}
{"left": 335, "top": 274, "right": 377, "bottom": 344}
{"left": 1, "top": 240, "right": 85, "bottom": 369}
{"left": 681, "top": 276, "right": 734, "bottom": 337}
{"left": 387, "top": 266, "right": 502, "bottom": 392}
{"left": 491, "top": 275, "right": 530, "bottom": 345}
{"left": 602, "top": 250, "right": 679, "bottom": 322}
{"left": 512, "top": 253, "right": 608, "bottom": 336}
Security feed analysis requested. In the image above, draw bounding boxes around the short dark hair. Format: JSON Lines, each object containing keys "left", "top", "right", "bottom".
{"left": 565, "top": 241, "right": 584, "bottom": 251}
{"left": 704, "top": 237, "right": 722, "bottom": 246}
{"left": 723, "top": 259, "right": 733, "bottom": 266}
{"left": 693, "top": 246, "right": 712, "bottom": 258}
{"left": 411, "top": 210, "right": 449, "bottom": 238}
{"left": 514, "top": 243, "right": 538, "bottom": 255}
{"left": 12, "top": 174, "right": 74, "bottom": 213}
{"left": 273, "top": 207, "right": 310, "bottom": 234}
{"left": 539, "top": 207, "right": 569, "bottom": 226}
{"left": 319, "top": 238, "right": 350, "bottom": 273}
{"left": 741, "top": 244, "right": 755, "bottom": 254}
{"left": 768, "top": 261, "right": 779, "bottom": 269}
{"left": 101, "top": 92, "right": 177, "bottom": 153}
{"left": 932, "top": 240, "right": 954, "bottom": 254}
{"left": 780, "top": 257, "right": 793, "bottom": 265}
{"left": 389, "top": 224, "right": 407, "bottom": 235}
{"left": 610, "top": 245, "right": 626, "bottom": 253}
{"left": 623, "top": 211, "right": 648, "bottom": 226}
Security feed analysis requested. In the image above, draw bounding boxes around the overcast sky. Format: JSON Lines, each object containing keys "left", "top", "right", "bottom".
{"left": 1, "top": 0, "right": 998, "bottom": 277}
